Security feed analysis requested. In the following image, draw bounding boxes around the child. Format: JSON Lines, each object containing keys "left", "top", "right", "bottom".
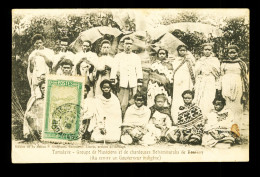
{"left": 148, "top": 94, "right": 173, "bottom": 142}
{"left": 202, "top": 96, "right": 237, "bottom": 148}
{"left": 120, "top": 93, "right": 153, "bottom": 145}
{"left": 167, "top": 90, "right": 205, "bottom": 145}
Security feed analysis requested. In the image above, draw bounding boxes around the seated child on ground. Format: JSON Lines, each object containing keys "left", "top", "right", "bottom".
{"left": 202, "top": 96, "right": 238, "bottom": 148}
{"left": 147, "top": 94, "right": 173, "bottom": 142}
{"left": 120, "top": 93, "right": 154, "bottom": 145}
{"left": 166, "top": 90, "right": 205, "bottom": 145}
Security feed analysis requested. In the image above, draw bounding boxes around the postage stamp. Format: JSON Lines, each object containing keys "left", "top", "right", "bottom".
{"left": 42, "top": 75, "right": 85, "bottom": 143}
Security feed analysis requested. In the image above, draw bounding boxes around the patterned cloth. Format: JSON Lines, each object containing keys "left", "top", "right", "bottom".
{"left": 147, "top": 60, "right": 173, "bottom": 107}
{"left": 167, "top": 104, "right": 205, "bottom": 145}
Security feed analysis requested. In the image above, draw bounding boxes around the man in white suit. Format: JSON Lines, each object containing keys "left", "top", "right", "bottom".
{"left": 110, "top": 37, "right": 143, "bottom": 115}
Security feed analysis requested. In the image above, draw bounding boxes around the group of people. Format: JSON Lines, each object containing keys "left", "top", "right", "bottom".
{"left": 23, "top": 33, "right": 249, "bottom": 148}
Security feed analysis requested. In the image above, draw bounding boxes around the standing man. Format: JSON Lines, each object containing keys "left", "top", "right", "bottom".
{"left": 27, "top": 34, "right": 54, "bottom": 97}
{"left": 94, "top": 40, "right": 114, "bottom": 96}
{"left": 52, "top": 37, "right": 75, "bottom": 75}
{"left": 74, "top": 40, "right": 98, "bottom": 67}
{"left": 110, "top": 37, "right": 143, "bottom": 115}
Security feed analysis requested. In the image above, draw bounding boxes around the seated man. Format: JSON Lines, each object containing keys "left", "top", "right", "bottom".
{"left": 88, "top": 80, "right": 122, "bottom": 143}
{"left": 202, "top": 96, "right": 237, "bottom": 148}
{"left": 120, "top": 93, "right": 155, "bottom": 145}
{"left": 52, "top": 38, "right": 75, "bottom": 75}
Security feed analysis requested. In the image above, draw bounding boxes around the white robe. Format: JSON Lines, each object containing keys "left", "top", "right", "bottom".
{"left": 171, "top": 57, "right": 195, "bottom": 124}
{"left": 88, "top": 93, "right": 122, "bottom": 142}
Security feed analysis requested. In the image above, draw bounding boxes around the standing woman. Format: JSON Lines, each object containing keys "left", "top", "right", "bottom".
{"left": 193, "top": 43, "right": 221, "bottom": 117}
{"left": 147, "top": 49, "right": 173, "bottom": 108}
{"left": 171, "top": 45, "right": 196, "bottom": 125}
{"left": 220, "top": 45, "right": 249, "bottom": 127}
{"left": 76, "top": 57, "right": 96, "bottom": 98}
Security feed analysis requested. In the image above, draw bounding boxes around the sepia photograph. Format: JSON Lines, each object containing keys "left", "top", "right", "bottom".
{"left": 11, "top": 8, "right": 249, "bottom": 163}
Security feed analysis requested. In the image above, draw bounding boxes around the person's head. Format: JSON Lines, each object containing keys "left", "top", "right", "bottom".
{"left": 227, "top": 45, "right": 239, "bottom": 60}
{"left": 202, "top": 43, "right": 213, "bottom": 57}
{"left": 84, "top": 84, "right": 90, "bottom": 99}
{"left": 38, "top": 80, "right": 46, "bottom": 98}
{"left": 100, "top": 40, "right": 111, "bottom": 55}
{"left": 213, "top": 97, "right": 226, "bottom": 112}
{"left": 157, "top": 49, "right": 168, "bottom": 61}
{"left": 134, "top": 93, "right": 146, "bottom": 108}
{"left": 82, "top": 41, "right": 92, "bottom": 53}
{"left": 177, "top": 45, "right": 188, "bottom": 57}
{"left": 100, "top": 79, "right": 112, "bottom": 94}
{"left": 154, "top": 94, "right": 167, "bottom": 108}
{"left": 76, "top": 58, "right": 94, "bottom": 75}
{"left": 182, "top": 90, "right": 194, "bottom": 105}
{"left": 122, "top": 37, "right": 134, "bottom": 53}
{"left": 32, "top": 34, "right": 45, "bottom": 50}
{"left": 60, "top": 58, "right": 74, "bottom": 76}
{"left": 60, "top": 38, "right": 69, "bottom": 52}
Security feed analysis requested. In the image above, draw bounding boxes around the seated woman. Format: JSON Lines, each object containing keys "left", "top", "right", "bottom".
{"left": 88, "top": 79, "right": 122, "bottom": 143}
{"left": 166, "top": 90, "right": 205, "bottom": 145}
{"left": 148, "top": 94, "right": 173, "bottom": 142}
{"left": 120, "top": 93, "right": 154, "bottom": 145}
{"left": 202, "top": 97, "right": 237, "bottom": 148}
{"left": 23, "top": 80, "right": 46, "bottom": 141}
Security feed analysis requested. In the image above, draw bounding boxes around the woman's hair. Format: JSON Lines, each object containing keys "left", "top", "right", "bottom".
{"left": 177, "top": 45, "right": 188, "bottom": 52}
{"left": 32, "top": 34, "right": 45, "bottom": 45}
{"left": 38, "top": 80, "right": 45, "bottom": 88}
{"left": 154, "top": 93, "right": 167, "bottom": 102}
{"left": 212, "top": 96, "right": 226, "bottom": 106}
{"left": 157, "top": 49, "right": 168, "bottom": 58}
{"left": 83, "top": 40, "right": 92, "bottom": 47}
{"left": 76, "top": 57, "right": 94, "bottom": 75}
{"left": 100, "top": 79, "right": 112, "bottom": 89}
{"left": 202, "top": 43, "right": 214, "bottom": 50}
{"left": 181, "top": 90, "right": 194, "bottom": 99}
{"left": 84, "top": 84, "right": 90, "bottom": 93}
{"left": 121, "top": 36, "right": 134, "bottom": 43}
{"left": 100, "top": 39, "right": 111, "bottom": 47}
{"left": 227, "top": 45, "right": 240, "bottom": 53}
{"left": 134, "top": 93, "right": 146, "bottom": 101}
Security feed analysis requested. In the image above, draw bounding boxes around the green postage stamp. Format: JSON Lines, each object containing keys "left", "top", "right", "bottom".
{"left": 42, "top": 75, "right": 85, "bottom": 143}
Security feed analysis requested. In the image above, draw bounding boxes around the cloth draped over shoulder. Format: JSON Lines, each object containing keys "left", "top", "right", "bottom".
{"left": 202, "top": 108, "right": 235, "bottom": 147}
{"left": 221, "top": 58, "right": 249, "bottom": 103}
{"left": 147, "top": 60, "right": 173, "bottom": 107}
{"left": 123, "top": 105, "right": 151, "bottom": 127}
{"left": 88, "top": 93, "right": 122, "bottom": 142}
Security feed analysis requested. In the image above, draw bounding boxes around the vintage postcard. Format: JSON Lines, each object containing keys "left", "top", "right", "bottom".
{"left": 12, "top": 8, "right": 249, "bottom": 163}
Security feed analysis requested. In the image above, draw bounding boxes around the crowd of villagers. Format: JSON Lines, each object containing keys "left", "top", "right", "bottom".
{"left": 23, "top": 33, "right": 249, "bottom": 148}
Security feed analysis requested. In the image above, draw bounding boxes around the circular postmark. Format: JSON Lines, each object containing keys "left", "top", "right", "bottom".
{"left": 51, "top": 103, "right": 83, "bottom": 140}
